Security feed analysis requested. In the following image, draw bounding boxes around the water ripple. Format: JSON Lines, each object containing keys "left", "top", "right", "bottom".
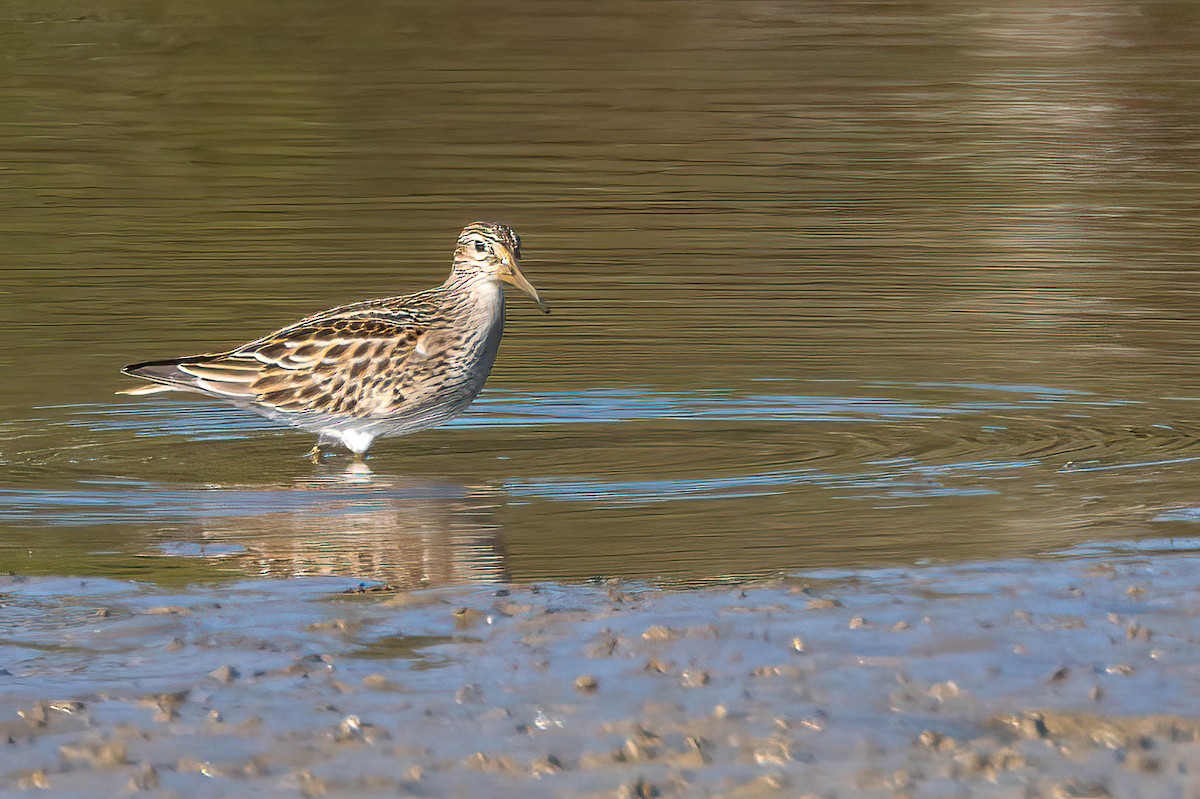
{"left": 41, "top": 381, "right": 1102, "bottom": 440}
{"left": 503, "top": 457, "right": 1036, "bottom": 506}
{"left": 3, "top": 380, "right": 1199, "bottom": 582}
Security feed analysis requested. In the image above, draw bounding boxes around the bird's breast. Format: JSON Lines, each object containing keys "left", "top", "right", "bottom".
{"left": 421, "top": 284, "right": 506, "bottom": 397}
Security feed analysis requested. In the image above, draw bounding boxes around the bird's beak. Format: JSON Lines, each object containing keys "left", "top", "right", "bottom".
{"left": 496, "top": 245, "right": 549, "bottom": 314}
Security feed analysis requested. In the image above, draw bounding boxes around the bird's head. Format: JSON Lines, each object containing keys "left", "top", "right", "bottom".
{"left": 452, "top": 221, "right": 549, "bottom": 313}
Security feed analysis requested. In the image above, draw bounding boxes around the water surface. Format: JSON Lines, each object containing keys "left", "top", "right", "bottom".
{"left": 4, "top": 0, "right": 1200, "bottom": 586}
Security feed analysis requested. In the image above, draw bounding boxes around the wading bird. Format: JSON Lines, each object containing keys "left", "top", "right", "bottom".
{"left": 119, "top": 222, "right": 548, "bottom": 459}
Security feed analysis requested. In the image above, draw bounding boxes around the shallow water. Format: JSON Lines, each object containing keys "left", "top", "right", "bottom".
{"left": 5, "top": 0, "right": 1200, "bottom": 588}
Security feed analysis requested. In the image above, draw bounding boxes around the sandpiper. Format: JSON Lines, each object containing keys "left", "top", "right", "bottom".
{"left": 119, "top": 222, "right": 548, "bottom": 458}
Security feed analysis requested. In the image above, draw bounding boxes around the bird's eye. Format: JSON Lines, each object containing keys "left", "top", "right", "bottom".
{"left": 473, "top": 241, "right": 487, "bottom": 253}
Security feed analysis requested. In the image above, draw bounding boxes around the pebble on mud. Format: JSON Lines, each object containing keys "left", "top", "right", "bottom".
{"left": 454, "top": 607, "right": 487, "bottom": 628}
{"left": 1124, "top": 750, "right": 1162, "bottom": 774}
{"left": 587, "top": 633, "right": 619, "bottom": 658}
{"left": 332, "top": 714, "right": 382, "bottom": 743}
{"left": 296, "top": 770, "right": 326, "bottom": 796}
{"left": 641, "top": 625, "right": 678, "bottom": 641}
{"left": 456, "top": 683, "right": 485, "bottom": 704}
{"left": 574, "top": 674, "right": 599, "bottom": 692}
{"left": 362, "top": 673, "right": 400, "bottom": 691}
{"left": 179, "top": 758, "right": 229, "bottom": 778}
{"left": 19, "top": 700, "right": 85, "bottom": 728}
{"left": 644, "top": 657, "right": 672, "bottom": 673}
{"left": 616, "top": 777, "right": 660, "bottom": 799}
{"left": 753, "top": 664, "right": 801, "bottom": 679}
{"left": 143, "top": 691, "right": 187, "bottom": 722}
{"left": 59, "top": 738, "right": 128, "bottom": 767}
{"left": 728, "top": 774, "right": 790, "bottom": 796}
{"left": 530, "top": 753, "right": 566, "bottom": 776}
{"left": 495, "top": 600, "right": 535, "bottom": 616}
{"left": 1048, "top": 667, "right": 1071, "bottom": 684}
{"left": 209, "top": 664, "right": 240, "bottom": 684}
{"left": 16, "top": 770, "right": 49, "bottom": 790}
{"left": 753, "top": 738, "right": 794, "bottom": 765}
{"left": 17, "top": 703, "right": 48, "bottom": 727}
{"left": 686, "top": 735, "right": 713, "bottom": 765}
{"left": 1127, "top": 622, "right": 1152, "bottom": 641}
{"left": 1053, "top": 780, "right": 1113, "bottom": 798}
{"left": 928, "top": 681, "right": 960, "bottom": 701}
{"left": 619, "top": 728, "right": 661, "bottom": 762}
{"left": 463, "top": 751, "right": 520, "bottom": 774}
{"left": 916, "top": 730, "right": 957, "bottom": 752}
{"left": 307, "top": 618, "right": 359, "bottom": 634}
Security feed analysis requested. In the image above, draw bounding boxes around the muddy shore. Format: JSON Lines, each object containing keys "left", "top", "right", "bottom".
{"left": 3, "top": 549, "right": 1200, "bottom": 797}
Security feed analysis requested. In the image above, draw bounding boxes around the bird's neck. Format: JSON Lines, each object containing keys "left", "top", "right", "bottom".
{"left": 443, "top": 263, "right": 489, "bottom": 292}
{"left": 443, "top": 268, "right": 504, "bottom": 319}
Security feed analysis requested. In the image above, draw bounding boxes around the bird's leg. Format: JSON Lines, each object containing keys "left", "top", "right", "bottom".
{"left": 306, "top": 432, "right": 341, "bottom": 463}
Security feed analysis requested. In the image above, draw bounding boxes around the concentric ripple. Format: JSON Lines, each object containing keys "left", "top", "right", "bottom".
{"left": 2, "top": 380, "right": 1198, "bottom": 583}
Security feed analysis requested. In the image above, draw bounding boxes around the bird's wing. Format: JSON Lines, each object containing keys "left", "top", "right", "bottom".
{"left": 120, "top": 299, "right": 455, "bottom": 418}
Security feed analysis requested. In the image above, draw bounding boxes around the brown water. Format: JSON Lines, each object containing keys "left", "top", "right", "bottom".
{"left": 4, "top": 0, "right": 1200, "bottom": 588}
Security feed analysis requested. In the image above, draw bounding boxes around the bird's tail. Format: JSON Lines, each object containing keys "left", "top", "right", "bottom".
{"left": 118, "top": 357, "right": 209, "bottom": 396}
{"left": 116, "top": 383, "right": 178, "bottom": 396}
{"left": 118, "top": 354, "right": 262, "bottom": 399}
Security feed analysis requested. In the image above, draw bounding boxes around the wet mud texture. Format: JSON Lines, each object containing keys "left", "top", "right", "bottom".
{"left": 3, "top": 552, "right": 1200, "bottom": 797}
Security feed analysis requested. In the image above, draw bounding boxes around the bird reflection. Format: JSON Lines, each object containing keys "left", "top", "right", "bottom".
{"left": 177, "top": 465, "right": 507, "bottom": 589}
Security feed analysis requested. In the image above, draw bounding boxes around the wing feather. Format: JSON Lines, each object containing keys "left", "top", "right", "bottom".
{"left": 120, "top": 293, "right": 444, "bottom": 420}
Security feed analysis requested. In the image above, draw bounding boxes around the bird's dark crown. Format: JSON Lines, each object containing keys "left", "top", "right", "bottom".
{"left": 457, "top": 221, "right": 521, "bottom": 260}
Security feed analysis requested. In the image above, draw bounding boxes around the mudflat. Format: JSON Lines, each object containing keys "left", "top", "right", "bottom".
{"left": 3, "top": 548, "right": 1196, "bottom": 797}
